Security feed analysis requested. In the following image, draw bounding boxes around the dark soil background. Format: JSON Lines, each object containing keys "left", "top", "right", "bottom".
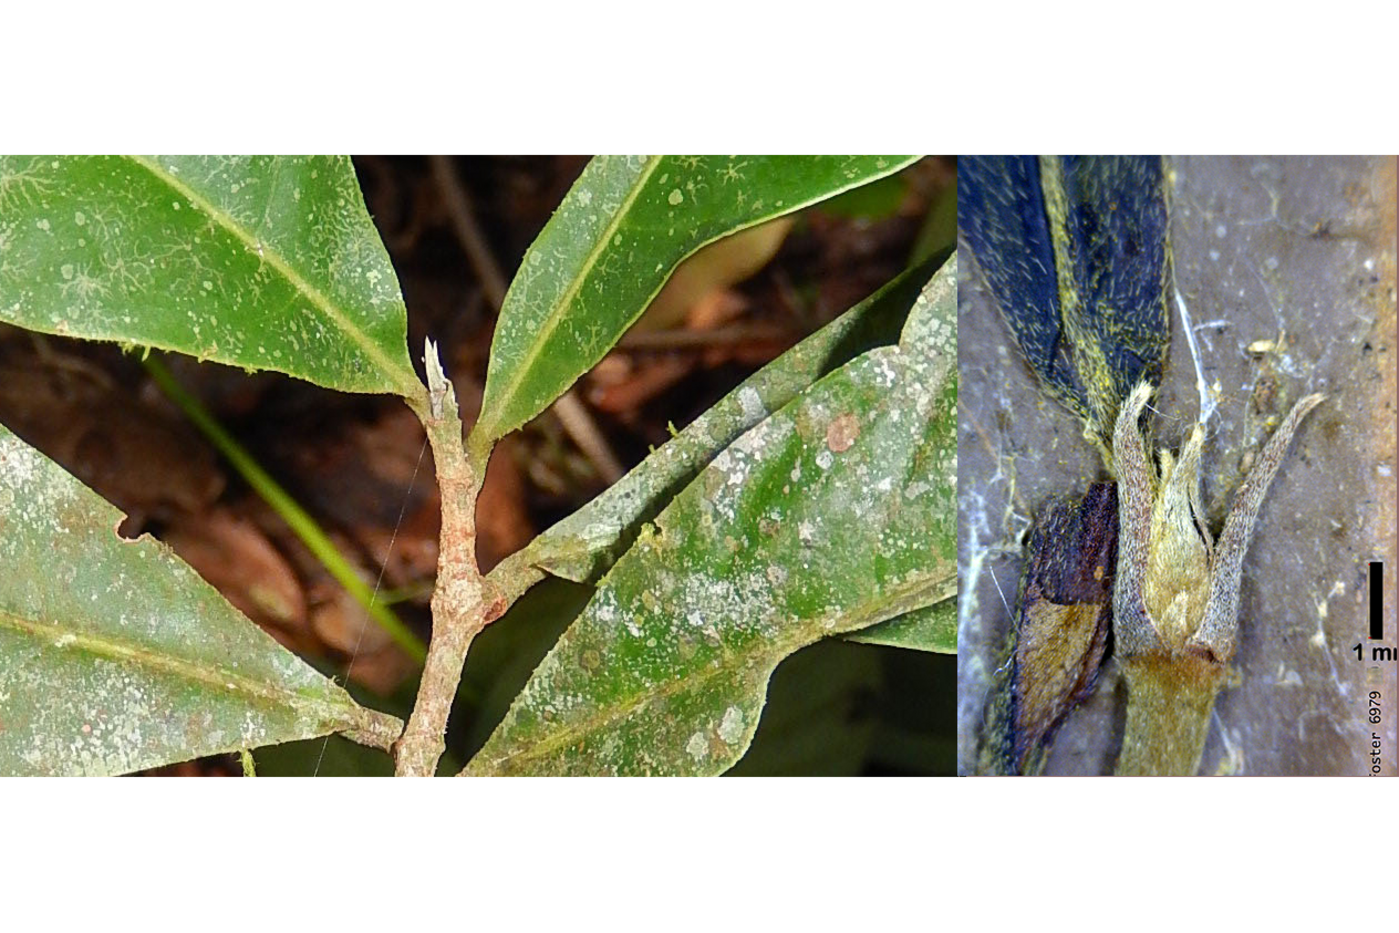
{"left": 0, "top": 155, "right": 957, "bottom": 775}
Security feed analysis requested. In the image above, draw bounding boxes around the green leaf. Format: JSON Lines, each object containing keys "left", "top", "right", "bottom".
{"left": 463, "top": 260, "right": 956, "bottom": 775}
{"left": 900, "top": 248, "right": 957, "bottom": 354}
{"left": 0, "top": 423, "right": 400, "bottom": 776}
{"left": 471, "top": 155, "right": 921, "bottom": 447}
{"left": 0, "top": 156, "right": 420, "bottom": 398}
{"left": 725, "top": 639, "right": 882, "bottom": 775}
{"left": 845, "top": 597, "right": 956, "bottom": 653}
{"left": 524, "top": 255, "right": 941, "bottom": 584}
{"left": 842, "top": 253, "right": 959, "bottom": 658}
{"left": 818, "top": 173, "right": 908, "bottom": 221}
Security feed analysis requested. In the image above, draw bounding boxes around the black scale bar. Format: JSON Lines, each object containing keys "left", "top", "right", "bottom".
{"left": 1371, "top": 561, "right": 1384, "bottom": 641}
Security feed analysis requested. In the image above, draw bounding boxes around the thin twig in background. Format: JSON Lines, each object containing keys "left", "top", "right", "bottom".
{"left": 428, "top": 155, "right": 509, "bottom": 307}
{"left": 429, "top": 155, "right": 624, "bottom": 484}
{"left": 618, "top": 323, "right": 793, "bottom": 350}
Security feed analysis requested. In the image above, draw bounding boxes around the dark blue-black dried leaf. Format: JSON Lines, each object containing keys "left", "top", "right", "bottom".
{"left": 960, "top": 155, "right": 1171, "bottom": 458}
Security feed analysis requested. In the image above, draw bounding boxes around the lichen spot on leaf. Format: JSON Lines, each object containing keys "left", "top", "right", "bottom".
{"left": 825, "top": 412, "right": 861, "bottom": 453}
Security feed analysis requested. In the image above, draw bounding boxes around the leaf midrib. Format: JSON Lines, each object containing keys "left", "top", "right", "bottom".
{"left": 0, "top": 605, "right": 361, "bottom": 728}
{"left": 124, "top": 155, "right": 420, "bottom": 398}
{"left": 475, "top": 155, "right": 663, "bottom": 442}
{"left": 468, "top": 572, "right": 945, "bottom": 774}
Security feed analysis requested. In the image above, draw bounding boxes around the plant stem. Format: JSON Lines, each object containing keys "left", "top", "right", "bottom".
{"left": 483, "top": 546, "right": 547, "bottom": 608}
{"left": 1116, "top": 654, "right": 1227, "bottom": 775}
{"left": 395, "top": 346, "right": 491, "bottom": 776}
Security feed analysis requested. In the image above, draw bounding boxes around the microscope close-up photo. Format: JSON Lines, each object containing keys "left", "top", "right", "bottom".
{"left": 957, "top": 155, "right": 1396, "bottom": 776}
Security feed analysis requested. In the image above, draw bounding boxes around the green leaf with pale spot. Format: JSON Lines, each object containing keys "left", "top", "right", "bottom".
{"left": 836, "top": 253, "right": 960, "bottom": 654}
{"left": 0, "top": 156, "right": 420, "bottom": 398}
{"left": 463, "top": 258, "right": 956, "bottom": 775}
{"left": 0, "top": 423, "right": 400, "bottom": 776}
{"left": 524, "top": 255, "right": 941, "bottom": 584}
{"left": 471, "top": 155, "right": 921, "bottom": 447}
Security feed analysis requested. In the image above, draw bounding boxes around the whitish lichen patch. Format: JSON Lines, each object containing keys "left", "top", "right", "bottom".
{"left": 1, "top": 423, "right": 377, "bottom": 775}
{"left": 718, "top": 706, "right": 745, "bottom": 744}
